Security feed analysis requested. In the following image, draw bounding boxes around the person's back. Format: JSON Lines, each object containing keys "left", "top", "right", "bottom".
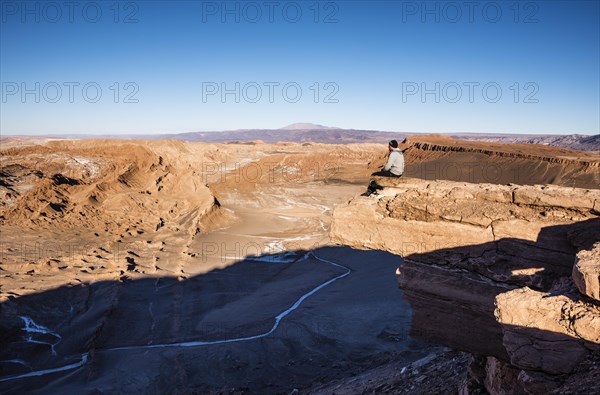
{"left": 384, "top": 148, "right": 404, "bottom": 176}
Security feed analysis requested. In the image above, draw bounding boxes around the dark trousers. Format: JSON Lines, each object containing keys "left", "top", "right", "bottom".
{"left": 371, "top": 170, "right": 401, "bottom": 178}
{"left": 364, "top": 171, "right": 402, "bottom": 196}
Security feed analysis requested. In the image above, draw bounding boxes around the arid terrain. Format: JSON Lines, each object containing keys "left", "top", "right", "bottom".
{"left": 0, "top": 136, "right": 599, "bottom": 394}
{"left": 6, "top": 125, "right": 599, "bottom": 152}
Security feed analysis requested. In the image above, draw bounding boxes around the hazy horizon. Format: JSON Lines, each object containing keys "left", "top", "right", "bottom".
{"left": 2, "top": 123, "right": 599, "bottom": 138}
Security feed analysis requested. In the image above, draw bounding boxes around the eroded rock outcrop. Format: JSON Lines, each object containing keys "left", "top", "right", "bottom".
{"left": 331, "top": 177, "right": 600, "bottom": 394}
{"left": 0, "top": 140, "right": 235, "bottom": 298}
{"left": 495, "top": 279, "right": 600, "bottom": 374}
{"left": 572, "top": 242, "right": 600, "bottom": 301}
{"left": 332, "top": 177, "right": 599, "bottom": 286}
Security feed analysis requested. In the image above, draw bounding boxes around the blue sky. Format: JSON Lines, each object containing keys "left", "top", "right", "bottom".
{"left": 1, "top": 0, "right": 599, "bottom": 135}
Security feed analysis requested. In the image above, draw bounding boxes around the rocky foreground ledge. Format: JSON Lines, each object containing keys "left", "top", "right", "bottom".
{"left": 331, "top": 177, "right": 600, "bottom": 394}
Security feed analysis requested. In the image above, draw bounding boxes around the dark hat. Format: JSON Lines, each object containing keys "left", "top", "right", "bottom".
{"left": 390, "top": 138, "right": 411, "bottom": 152}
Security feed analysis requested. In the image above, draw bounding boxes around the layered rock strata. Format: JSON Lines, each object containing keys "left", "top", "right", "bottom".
{"left": 331, "top": 177, "right": 600, "bottom": 393}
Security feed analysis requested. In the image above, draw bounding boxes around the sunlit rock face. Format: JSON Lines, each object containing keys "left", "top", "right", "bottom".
{"left": 331, "top": 176, "right": 600, "bottom": 394}
{"left": 572, "top": 242, "right": 600, "bottom": 301}
{"left": 495, "top": 281, "right": 600, "bottom": 375}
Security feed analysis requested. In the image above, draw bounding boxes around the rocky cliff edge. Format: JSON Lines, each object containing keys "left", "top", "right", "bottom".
{"left": 331, "top": 177, "right": 600, "bottom": 393}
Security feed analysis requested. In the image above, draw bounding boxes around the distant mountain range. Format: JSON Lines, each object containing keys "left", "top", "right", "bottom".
{"left": 147, "top": 127, "right": 409, "bottom": 145}
{"left": 36, "top": 124, "right": 600, "bottom": 152}
{"left": 278, "top": 123, "right": 340, "bottom": 130}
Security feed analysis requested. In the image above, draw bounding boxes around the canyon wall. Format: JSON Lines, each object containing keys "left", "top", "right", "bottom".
{"left": 331, "top": 177, "right": 600, "bottom": 393}
{"left": 369, "top": 135, "right": 600, "bottom": 189}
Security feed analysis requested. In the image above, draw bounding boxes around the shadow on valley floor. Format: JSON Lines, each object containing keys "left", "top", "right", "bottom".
{"left": 397, "top": 218, "right": 600, "bottom": 380}
{"left": 2, "top": 219, "right": 599, "bottom": 394}
{"left": 0, "top": 246, "right": 435, "bottom": 395}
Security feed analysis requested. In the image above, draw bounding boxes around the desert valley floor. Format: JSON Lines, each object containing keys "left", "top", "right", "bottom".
{"left": 0, "top": 136, "right": 599, "bottom": 394}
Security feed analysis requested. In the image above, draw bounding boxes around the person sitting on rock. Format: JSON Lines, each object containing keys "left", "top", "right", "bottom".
{"left": 365, "top": 140, "right": 406, "bottom": 196}
{"left": 372, "top": 139, "right": 404, "bottom": 178}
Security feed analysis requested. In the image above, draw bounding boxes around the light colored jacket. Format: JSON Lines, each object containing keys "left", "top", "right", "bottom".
{"left": 384, "top": 149, "right": 404, "bottom": 175}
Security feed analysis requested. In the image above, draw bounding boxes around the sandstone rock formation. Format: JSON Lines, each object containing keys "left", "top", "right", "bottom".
{"left": 331, "top": 176, "right": 600, "bottom": 393}
{"left": 572, "top": 242, "right": 600, "bottom": 300}
{"left": 0, "top": 140, "right": 245, "bottom": 300}
{"left": 332, "top": 178, "right": 599, "bottom": 286}
{"left": 494, "top": 278, "right": 600, "bottom": 375}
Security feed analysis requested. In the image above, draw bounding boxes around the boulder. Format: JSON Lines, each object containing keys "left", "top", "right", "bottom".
{"left": 572, "top": 242, "right": 600, "bottom": 301}
{"left": 494, "top": 280, "right": 600, "bottom": 374}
